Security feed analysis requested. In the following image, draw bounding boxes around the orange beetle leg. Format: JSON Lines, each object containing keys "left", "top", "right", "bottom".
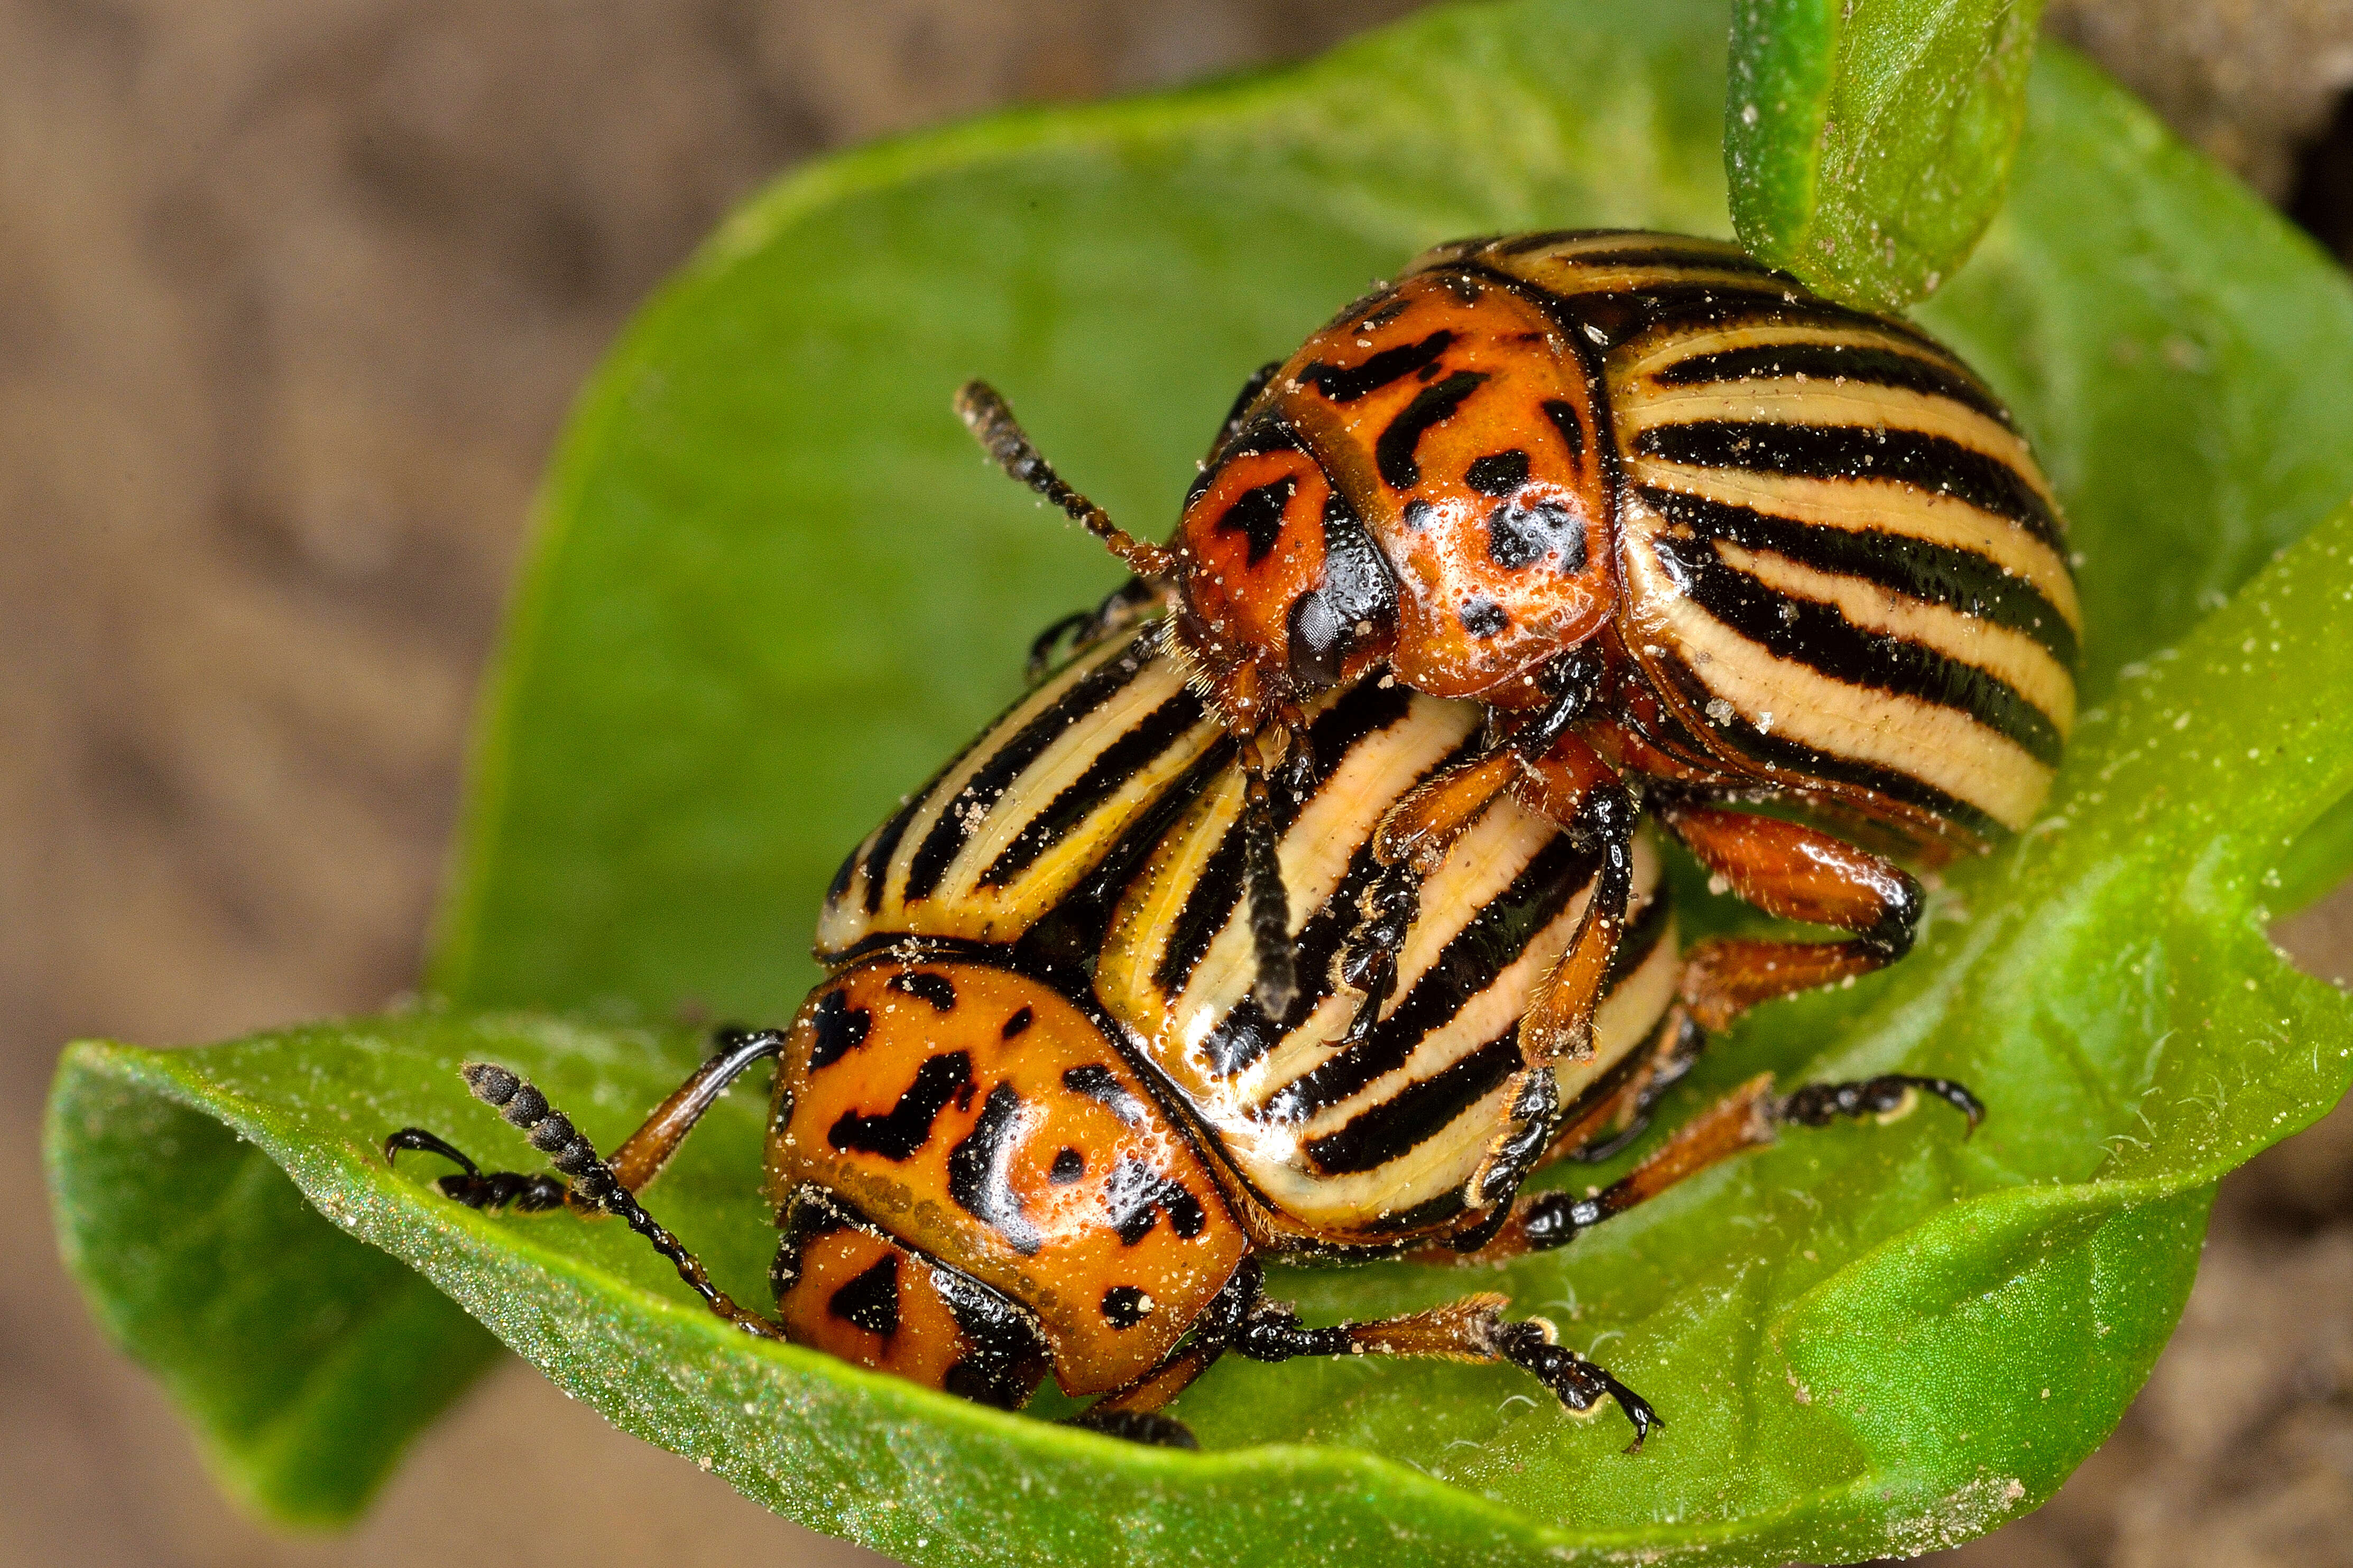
{"left": 1228, "top": 1285, "right": 1660, "bottom": 1452}
{"left": 1508, "top": 729, "right": 1637, "bottom": 1067}
{"left": 1656, "top": 800, "right": 1923, "bottom": 1031}
{"left": 1542, "top": 1004, "right": 1707, "bottom": 1167}
{"left": 1441, "top": 1067, "right": 1982, "bottom": 1271}
{"left": 1371, "top": 747, "right": 1522, "bottom": 871}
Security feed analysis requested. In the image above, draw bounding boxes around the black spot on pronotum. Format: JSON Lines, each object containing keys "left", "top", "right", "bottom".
{"left": 947, "top": 1083, "right": 1044, "bottom": 1254}
{"left": 1049, "top": 1148, "right": 1085, "bottom": 1184}
{"left": 1216, "top": 475, "right": 1298, "bottom": 567}
{"left": 827, "top": 1254, "right": 900, "bottom": 1339}
{"left": 828, "top": 1051, "right": 972, "bottom": 1160}
{"left": 1298, "top": 329, "right": 1454, "bottom": 403}
{"left": 1460, "top": 597, "right": 1509, "bottom": 637}
{"left": 1376, "top": 370, "right": 1488, "bottom": 490}
{"left": 1402, "top": 499, "right": 1435, "bottom": 531}
{"left": 1103, "top": 1158, "right": 1209, "bottom": 1245}
{"left": 1540, "top": 398, "right": 1584, "bottom": 456}
{"left": 1062, "top": 1063, "right": 1149, "bottom": 1127}
{"left": 1101, "top": 1285, "right": 1152, "bottom": 1330}
{"left": 805, "top": 989, "right": 871, "bottom": 1072}
{"left": 1486, "top": 496, "right": 1583, "bottom": 572}
{"left": 1464, "top": 450, "right": 1530, "bottom": 496}
{"left": 1001, "top": 1006, "right": 1034, "bottom": 1040}
{"left": 887, "top": 971, "right": 957, "bottom": 1010}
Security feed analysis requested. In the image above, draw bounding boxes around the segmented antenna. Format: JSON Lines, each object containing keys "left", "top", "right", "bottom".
{"left": 955, "top": 381, "right": 1175, "bottom": 579}
{"left": 457, "top": 1062, "right": 787, "bottom": 1341}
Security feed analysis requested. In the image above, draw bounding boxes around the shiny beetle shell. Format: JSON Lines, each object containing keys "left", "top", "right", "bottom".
{"left": 1167, "top": 229, "right": 2077, "bottom": 849}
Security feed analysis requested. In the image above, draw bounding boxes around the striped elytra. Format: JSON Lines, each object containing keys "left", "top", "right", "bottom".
{"left": 815, "top": 624, "right": 1229, "bottom": 962}
{"left": 802, "top": 619, "right": 1677, "bottom": 1249}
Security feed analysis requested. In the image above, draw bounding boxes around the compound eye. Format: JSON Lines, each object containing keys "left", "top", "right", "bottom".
{"left": 1286, "top": 589, "right": 1348, "bottom": 691}
{"left": 1284, "top": 498, "right": 1396, "bottom": 694}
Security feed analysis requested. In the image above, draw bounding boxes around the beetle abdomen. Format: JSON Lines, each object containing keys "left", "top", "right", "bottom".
{"left": 772, "top": 1192, "right": 1052, "bottom": 1409}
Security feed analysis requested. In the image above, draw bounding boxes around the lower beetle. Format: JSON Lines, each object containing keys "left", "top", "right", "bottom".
{"left": 391, "top": 619, "right": 1979, "bottom": 1447}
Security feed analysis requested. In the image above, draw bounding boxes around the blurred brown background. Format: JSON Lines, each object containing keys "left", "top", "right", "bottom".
{"left": 5, "top": 2, "right": 2352, "bottom": 1564}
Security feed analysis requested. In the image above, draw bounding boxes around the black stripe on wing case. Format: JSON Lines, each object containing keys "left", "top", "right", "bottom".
{"left": 1261, "top": 832, "right": 1595, "bottom": 1126}
{"left": 976, "top": 691, "right": 1208, "bottom": 889}
{"left": 1149, "top": 829, "right": 1249, "bottom": 1000}
{"left": 902, "top": 640, "right": 1155, "bottom": 902}
{"left": 1638, "top": 646, "right": 2006, "bottom": 840}
{"left": 1142, "top": 681, "right": 1417, "bottom": 1003}
{"left": 1648, "top": 530, "right": 2065, "bottom": 764}
{"left": 1303, "top": 1035, "right": 1520, "bottom": 1176}
{"left": 860, "top": 751, "right": 959, "bottom": 917}
{"left": 1651, "top": 339, "right": 2010, "bottom": 425}
{"left": 1634, "top": 419, "right": 2063, "bottom": 550}
{"left": 1640, "top": 485, "right": 2077, "bottom": 666}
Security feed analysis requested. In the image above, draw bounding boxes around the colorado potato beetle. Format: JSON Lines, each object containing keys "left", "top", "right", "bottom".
{"left": 390, "top": 619, "right": 1980, "bottom": 1446}
{"left": 957, "top": 228, "right": 2077, "bottom": 1079}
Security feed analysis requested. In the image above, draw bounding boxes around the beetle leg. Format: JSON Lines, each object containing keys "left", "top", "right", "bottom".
{"left": 1333, "top": 857, "right": 1418, "bottom": 1043}
{"left": 1546, "top": 1004, "right": 1707, "bottom": 1166}
{"left": 1509, "top": 732, "right": 1637, "bottom": 1066}
{"left": 1240, "top": 768, "right": 1299, "bottom": 1019}
{"left": 1655, "top": 800, "right": 1923, "bottom": 1030}
{"left": 382, "top": 1127, "right": 572, "bottom": 1211}
{"left": 1235, "top": 727, "right": 1320, "bottom": 1019}
{"left": 1229, "top": 1288, "right": 1658, "bottom": 1452}
{"left": 1334, "top": 647, "right": 1611, "bottom": 1034}
{"left": 386, "top": 1026, "right": 788, "bottom": 1209}
{"left": 1447, "top": 1068, "right": 1982, "bottom": 1268}
{"left": 1331, "top": 748, "right": 1520, "bottom": 1017}
{"left": 1464, "top": 1066, "right": 1562, "bottom": 1211}
{"left": 384, "top": 1039, "right": 793, "bottom": 1340}
{"left": 1342, "top": 721, "right": 1636, "bottom": 1065}
{"left": 1025, "top": 578, "right": 1166, "bottom": 682}
{"left": 1371, "top": 747, "right": 1524, "bottom": 870}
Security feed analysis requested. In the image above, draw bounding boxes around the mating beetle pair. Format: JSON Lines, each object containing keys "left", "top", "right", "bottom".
{"left": 391, "top": 230, "right": 2062, "bottom": 1446}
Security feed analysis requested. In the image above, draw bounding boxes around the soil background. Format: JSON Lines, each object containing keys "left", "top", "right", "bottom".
{"left": 5, "top": 3, "right": 2352, "bottom": 1565}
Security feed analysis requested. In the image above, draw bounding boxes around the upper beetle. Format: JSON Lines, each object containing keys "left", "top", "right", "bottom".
{"left": 957, "top": 228, "right": 2077, "bottom": 1068}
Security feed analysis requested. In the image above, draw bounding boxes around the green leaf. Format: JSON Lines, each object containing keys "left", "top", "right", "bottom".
{"left": 47, "top": 0, "right": 2353, "bottom": 1562}
{"left": 44, "top": 1045, "right": 503, "bottom": 1524}
{"left": 1727, "top": 0, "right": 2046, "bottom": 310}
{"left": 49, "top": 506, "right": 2353, "bottom": 1562}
